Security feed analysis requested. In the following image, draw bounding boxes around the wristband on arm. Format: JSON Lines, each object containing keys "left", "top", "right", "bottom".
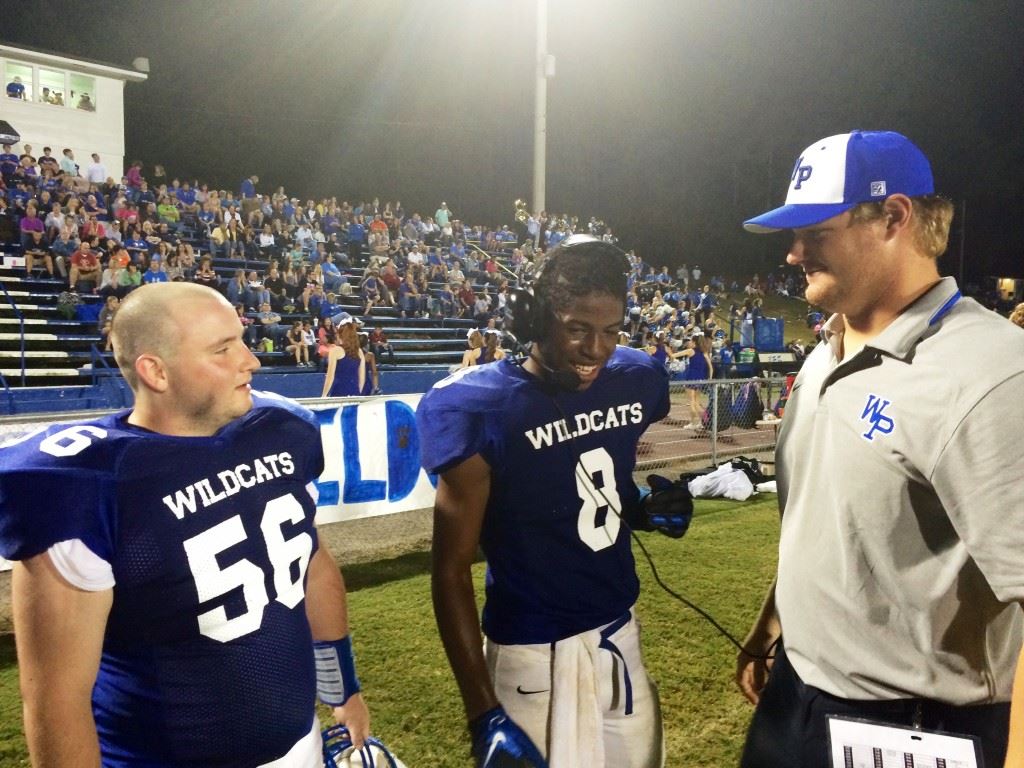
{"left": 314, "top": 635, "right": 361, "bottom": 706}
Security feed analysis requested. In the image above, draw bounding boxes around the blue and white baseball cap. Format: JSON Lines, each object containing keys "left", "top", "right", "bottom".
{"left": 743, "top": 130, "right": 934, "bottom": 233}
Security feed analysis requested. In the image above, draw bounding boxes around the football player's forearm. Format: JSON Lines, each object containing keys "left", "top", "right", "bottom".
{"left": 23, "top": 697, "right": 101, "bottom": 768}
{"left": 430, "top": 458, "right": 495, "bottom": 722}
{"left": 14, "top": 556, "right": 110, "bottom": 768}
{"left": 305, "top": 540, "right": 350, "bottom": 641}
{"left": 432, "top": 565, "right": 498, "bottom": 722}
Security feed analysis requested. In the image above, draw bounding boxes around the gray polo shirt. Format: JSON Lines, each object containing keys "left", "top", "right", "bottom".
{"left": 776, "top": 277, "right": 1024, "bottom": 704}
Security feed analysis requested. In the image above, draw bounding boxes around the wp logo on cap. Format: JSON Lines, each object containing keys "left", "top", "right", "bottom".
{"left": 792, "top": 158, "right": 813, "bottom": 189}
{"left": 743, "top": 130, "right": 934, "bottom": 233}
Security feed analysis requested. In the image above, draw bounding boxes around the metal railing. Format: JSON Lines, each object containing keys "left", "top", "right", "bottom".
{"left": 0, "top": 280, "right": 27, "bottom": 387}
{"left": 0, "top": 372, "right": 13, "bottom": 415}
{"left": 89, "top": 344, "right": 131, "bottom": 408}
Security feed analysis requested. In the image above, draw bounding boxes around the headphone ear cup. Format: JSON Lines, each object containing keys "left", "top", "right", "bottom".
{"left": 508, "top": 288, "right": 536, "bottom": 342}
{"left": 532, "top": 292, "right": 548, "bottom": 342}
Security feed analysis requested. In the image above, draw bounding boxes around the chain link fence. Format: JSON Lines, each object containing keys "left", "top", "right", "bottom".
{"left": 634, "top": 377, "right": 785, "bottom": 482}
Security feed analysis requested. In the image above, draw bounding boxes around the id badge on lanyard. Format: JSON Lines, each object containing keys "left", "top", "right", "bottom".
{"left": 828, "top": 715, "right": 983, "bottom": 768}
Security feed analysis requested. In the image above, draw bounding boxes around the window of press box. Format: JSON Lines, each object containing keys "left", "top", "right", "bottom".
{"left": 39, "top": 68, "right": 67, "bottom": 106}
{"left": 69, "top": 73, "right": 96, "bottom": 111}
{"left": 4, "top": 61, "right": 33, "bottom": 102}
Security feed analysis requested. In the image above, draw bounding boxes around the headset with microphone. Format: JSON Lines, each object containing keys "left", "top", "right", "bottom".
{"left": 505, "top": 234, "right": 630, "bottom": 392}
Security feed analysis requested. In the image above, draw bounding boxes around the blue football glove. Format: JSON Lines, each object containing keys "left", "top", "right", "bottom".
{"left": 638, "top": 474, "right": 693, "bottom": 538}
{"left": 469, "top": 706, "right": 548, "bottom": 768}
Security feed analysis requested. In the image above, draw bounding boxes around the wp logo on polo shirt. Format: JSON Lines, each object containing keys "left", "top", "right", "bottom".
{"left": 860, "top": 394, "right": 895, "bottom": 441}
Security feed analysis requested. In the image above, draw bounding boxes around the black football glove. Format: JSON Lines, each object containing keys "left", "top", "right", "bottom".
{"left": 636, "top": 474, "right": 693, "bottom": 538}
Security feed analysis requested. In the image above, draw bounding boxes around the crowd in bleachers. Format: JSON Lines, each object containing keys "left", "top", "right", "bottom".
{"left": 1, "top": 142, "right": 642, "bottom": 373}
{"left": 2, "top": 139, "right": 865, "bottom": 383}
{"left": 622, "top": 256, "right": 812, "bottom": 377}
{"left": 5, "top": 130, "right": 1023, "bottom": 397}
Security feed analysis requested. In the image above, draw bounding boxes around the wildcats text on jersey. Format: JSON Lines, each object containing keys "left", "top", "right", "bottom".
{"left": 524, "top": 402, "right": 644, "bottom": 450}
{"left": 162, "top": 452, "right": 297, "bottom": 519}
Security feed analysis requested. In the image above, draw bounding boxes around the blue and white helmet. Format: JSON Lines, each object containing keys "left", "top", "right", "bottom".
{"left": 323, "top": 725, "right": 407, "bottom": 768}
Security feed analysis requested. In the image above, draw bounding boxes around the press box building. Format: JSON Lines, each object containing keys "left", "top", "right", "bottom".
{"left": 1, "top": 42, "right": 148, "bottom": 179}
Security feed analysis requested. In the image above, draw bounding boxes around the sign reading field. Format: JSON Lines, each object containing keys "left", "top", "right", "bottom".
{"left": 0, "top": 395, "right": 438, "bottom": 572}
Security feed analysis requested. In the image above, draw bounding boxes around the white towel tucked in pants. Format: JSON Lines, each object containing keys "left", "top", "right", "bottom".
{"left": 485, "top": 609, "right": 664, "bottom": 768}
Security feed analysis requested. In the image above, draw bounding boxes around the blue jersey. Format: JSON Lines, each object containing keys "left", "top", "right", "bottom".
{"left": 0, "top": 395, "right": 324, "bottom": 767}
{"left": 417, "top": 347, "right": 670, "bottom": 644}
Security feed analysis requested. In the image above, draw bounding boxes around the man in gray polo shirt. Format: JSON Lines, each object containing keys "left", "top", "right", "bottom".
{"left": 735, "top": 130, "right": 1024, "bottom": 767}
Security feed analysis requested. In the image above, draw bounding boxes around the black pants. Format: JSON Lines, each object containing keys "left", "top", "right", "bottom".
{"left": 741, "top": 645, "right": 1009, "bottom": 768}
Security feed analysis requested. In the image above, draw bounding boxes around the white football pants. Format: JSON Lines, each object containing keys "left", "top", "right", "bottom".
{"left": 486, "top": 610, "right": 664, "bottom": 768}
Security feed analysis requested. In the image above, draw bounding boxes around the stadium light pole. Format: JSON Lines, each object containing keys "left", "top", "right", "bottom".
{"left": 533, "top": 0, "right": 552, "bottom": 214}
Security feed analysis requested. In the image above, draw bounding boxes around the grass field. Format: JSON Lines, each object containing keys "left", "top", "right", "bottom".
{"left": 0, "top": 496, "right": 780, "bottom": 767}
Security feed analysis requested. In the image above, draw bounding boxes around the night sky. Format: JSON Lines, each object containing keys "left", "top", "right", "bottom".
{"left": 5, "top": 0, "right": 1023, "bottom": 280}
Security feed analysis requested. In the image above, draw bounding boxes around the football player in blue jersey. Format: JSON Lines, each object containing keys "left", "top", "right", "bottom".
{"left": 2, "top": 283, "right": 370, "bottom": 767}
{"left": 417, "top": 235, "right": 692, "bottom": 768}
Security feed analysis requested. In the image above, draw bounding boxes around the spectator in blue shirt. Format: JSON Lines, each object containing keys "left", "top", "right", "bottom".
{"left": 696, "top": 285, "right": 717, "bottom": 325}
{"left": 124, "top": 229, "right": 149, "bottom": 266}
{"left": 319, "top": 292, "right": 344, "bottom": 321}
{"left": 308, "top": 284, "right": 325, "bottom": 318}
{"left": 347, "top": 216, "right": 366, "bottom": 265}
{"left": 50, "top": 226, "right": 79, "bottom": 276}
{"left": 438, "top": 283, "right": 457, "bottom": 318}
{"left": 449, "top": 238, "right": 466, "bottom": 263}
{"left": 8, "top": 182, "right": 31, "bottom": 209}
{"left": 0, "top": 144, "right": 19, "bottom": 177}
{"left": 176, "top": 182, "right": 198, "bottom": 215}
{"left": 321, "top": 211, "right": 340, "bottom": 237}
{"left": 142, "top": 260, "right": 168, "bottom": 284}
{"left": 6, "top": 76, "right": 26, "bottom": 100}
{"left": 240, "top": 175, "right": 258, "bottom": 199}
{"left": 321, "top": 253, "right": 346, "bottom": 292}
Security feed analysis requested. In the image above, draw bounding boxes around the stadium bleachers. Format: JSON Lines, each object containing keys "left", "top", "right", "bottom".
{"left": 0, "top": 268, "right": 107, "bottom": 386}
{"left": 0, "top": 151, "right": 544, "bottom": 403}
{"left": 0, "top": 241, "right": 516, "bottom": 390}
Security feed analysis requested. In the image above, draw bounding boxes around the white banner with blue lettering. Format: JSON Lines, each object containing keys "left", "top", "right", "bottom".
{"left": 0, "top": 394, "right": 436, "bottom": 573}
{"left": 311, "top": 394, "right": 437, "bottom": 523}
